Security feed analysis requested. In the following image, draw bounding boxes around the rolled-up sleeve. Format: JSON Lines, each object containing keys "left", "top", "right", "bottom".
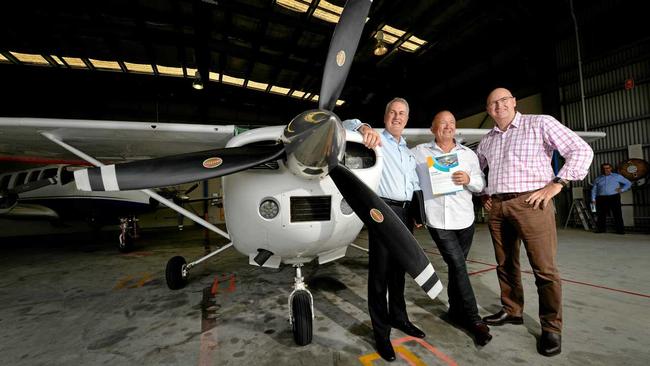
{"left": 543, "top": 117, "right": 594, "bottom": 181}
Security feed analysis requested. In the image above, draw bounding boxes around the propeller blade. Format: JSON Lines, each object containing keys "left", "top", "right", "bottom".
{"left": 74, "top": 145, "right": 285, "bottom": 191}
{"left": 329, "top": 164, "right": 443, "bottom": 299}
{"left": 319, "top": 0, "right": 372, "bottom": 111}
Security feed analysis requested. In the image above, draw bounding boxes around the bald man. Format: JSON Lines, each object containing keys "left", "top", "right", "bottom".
{"left": 476, "top": 87, "right": 593, "bottom": 356}
{"left": 412, "top": 110, "right": 491, "bottom": 346}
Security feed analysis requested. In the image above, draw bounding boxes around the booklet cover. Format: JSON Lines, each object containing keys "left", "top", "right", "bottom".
{"left": 426, "top": 153, "right": 463, "bottom": 195}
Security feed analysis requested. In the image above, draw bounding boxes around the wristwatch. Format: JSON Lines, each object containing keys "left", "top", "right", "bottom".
{"left": 552, "top": 176, "right": 569, "bottom": 188}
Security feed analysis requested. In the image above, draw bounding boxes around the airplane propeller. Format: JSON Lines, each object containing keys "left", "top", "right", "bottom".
{"left": 0, "top": 177, "right": 57, "bottom": 212}
{"left": 74, "top": 0, "right": 442, "bottom": 299}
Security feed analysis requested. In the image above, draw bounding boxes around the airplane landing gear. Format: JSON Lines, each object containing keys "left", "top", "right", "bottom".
{"left": 165, "top": 256, "right": 189, "bottom": 290}
{"left": 118, "top": 215, "right": 139, "bottom": 252}
{"left": 289, "top": 264, "right": 313, "bottom": 346}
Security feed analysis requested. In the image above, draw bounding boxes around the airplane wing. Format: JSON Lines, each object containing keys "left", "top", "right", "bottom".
{"left": 397, "top": 127, "right": 606, "bottom": 148}
{"left": 0, "top": 117, "right": 236, "bottom": 163}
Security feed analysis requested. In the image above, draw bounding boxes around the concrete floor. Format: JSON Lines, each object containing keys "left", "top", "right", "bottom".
{"left": 1, "top": 224, "right": 648, "bottom": 365}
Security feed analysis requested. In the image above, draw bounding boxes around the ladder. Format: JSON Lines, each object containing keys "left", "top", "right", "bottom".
{"left": 564, "top": 198, "right": 596, "bottom": 231}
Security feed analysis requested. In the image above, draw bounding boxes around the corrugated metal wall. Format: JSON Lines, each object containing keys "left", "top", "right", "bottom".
{"left": 557, "top": 37, "right": 650, "bottom": 231}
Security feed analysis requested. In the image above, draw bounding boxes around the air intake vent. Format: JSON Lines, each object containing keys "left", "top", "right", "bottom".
{"left": 290, "top": 196, "right": 331, "bottom": 222}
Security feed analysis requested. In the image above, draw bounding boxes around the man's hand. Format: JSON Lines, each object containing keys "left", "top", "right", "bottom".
{"left": 481, "top": 195, "right": 492, "bottom": 211}
{"left": 525, "top": 182, "right": 563, "bottom": 209}
{"left": 452, "top": 171, "right": 470, "bottom": 186}
{"left": 359, "top": 125, "right": 382, "bottom": 149}
{"left": 616, "top": 187, "right": 622, "bottom": 193}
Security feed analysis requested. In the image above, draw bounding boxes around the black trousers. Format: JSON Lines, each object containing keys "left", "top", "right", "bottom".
{"left": 427, "top": 224, "right": 480, "bottom": 324}
{"left": 595, "top": 194, "right": 624, "bottom": 234}
{"left": 368, "top": 203, "right": 412, "bottom": 339}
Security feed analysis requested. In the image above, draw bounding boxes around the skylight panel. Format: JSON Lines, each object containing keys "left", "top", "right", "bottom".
{"left": 290, "top": 90, "right": 306, "bottom": 99}
{"left": 270, "top": 85, "right": 290, "bottom": 95}
{"left": 156, "top": 65, "right": 184, "bottom": 76}
{"left": 336, "top": 100, "right": 345, "bottom": 106}
{"left": 123, "top": 62, "right": 154, "bottom": 74}
{"left": 62, "top": 57, "right": 87, "bottom": 69}
{"left": 247, "top": 80, "right": 269, "bottom": 91}
{"left": 50, "top": 55, "right": 66, "bottom": 66}
{"left": 222, "top": 74, "right": 245, "bottom": 86}
{"left": 0, "top": 54, "right": 9, "bottom": 63}
{"left": 209, "top": 71, "right": 220, "bottom": 82}
{"left": 276, "top": 0, "right": 311, "bottom": 13}
{"left": 88, "top": 58, "right": 121, "bottom": 71}
{"left": 9, "top": 52, "right": 49, "bottom": 65}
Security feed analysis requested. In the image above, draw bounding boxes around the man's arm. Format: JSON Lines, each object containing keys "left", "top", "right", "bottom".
{"left": 617, "top": 174, "right": 632, "bottom": 192}
{"left": 463, "top": 150, "right": 485, "bottom": 193}
{"left": 591, "top": 178, "right": 599, "bottom": 202}
{"left": 527, "top": 116, "right": 595, "bottom": 209}
{"left": 341, "top": 118, "right": 381, "bottom": 149}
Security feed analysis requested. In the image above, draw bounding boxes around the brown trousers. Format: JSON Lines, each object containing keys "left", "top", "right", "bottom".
{"left": 488, "top": 192, "right": 562, "bottom": 333}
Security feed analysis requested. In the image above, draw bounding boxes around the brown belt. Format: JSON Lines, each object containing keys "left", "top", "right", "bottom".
{"left": 491, "top": 190, "right": 537, "bottom": 201}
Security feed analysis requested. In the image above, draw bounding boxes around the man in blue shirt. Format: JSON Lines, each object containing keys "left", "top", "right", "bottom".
{"left": 591, "top": 163, "right": 632, "bottom": 234}
{"left": 343, "top": 98, "right": 423, "bottom": 362}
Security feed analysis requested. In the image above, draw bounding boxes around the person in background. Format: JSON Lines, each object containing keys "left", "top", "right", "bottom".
{"left": 343, "top": 97, "right": 424, "bottom": 362}
{"left": 412, "top": 110, "right": 492, "bottom": 346}
{"left": 476, "top": 87, "right": 594, "bottom": 357}
{"left": 591, "top": 162, "right": 631, "bottom": 234}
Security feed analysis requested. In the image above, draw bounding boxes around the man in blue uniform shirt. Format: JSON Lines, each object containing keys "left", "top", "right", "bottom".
{"left": 591, "top": 163, "right": 632, "bottom": 234}
{"left": 343, "top": 97, "right": 423, "bottom": 362}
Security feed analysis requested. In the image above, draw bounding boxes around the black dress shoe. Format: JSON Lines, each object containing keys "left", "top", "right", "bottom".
{"left": 539, "top": 331, "right": 561, "bottom": 356}
{"left": 467, "top": 321, "right": 492, "bottom": 346}
{"left": 482, "top": 310, "right": 523, "bottom": 326}
{"left": 391, "top": 321, "right": 426, "bottom": 338}
{"left": 375, "top": 336, "right": 396, "bottom": 362}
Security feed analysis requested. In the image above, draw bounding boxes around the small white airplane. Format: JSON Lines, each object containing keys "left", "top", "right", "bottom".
{"left": 0, "top": 0, "right": 605, "bottom": 346}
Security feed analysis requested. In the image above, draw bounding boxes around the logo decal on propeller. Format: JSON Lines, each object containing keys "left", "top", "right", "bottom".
{"left": 369, "top": 208, "right": 384, "bottom": 223}
{"left": 202, "top": 157, "right": 223, "bottom": 169}
{"left": 336, "top": 50, "right": 346, "bottom": 67}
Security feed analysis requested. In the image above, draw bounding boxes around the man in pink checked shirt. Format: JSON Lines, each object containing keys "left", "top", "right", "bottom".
{"left": 476, "top": 87, "right": 593, "bottom": 357}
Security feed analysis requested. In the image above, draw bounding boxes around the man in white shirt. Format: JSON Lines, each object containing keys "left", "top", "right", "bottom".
{"left": 412, "top": 110, "right": 491, "bottom": 346}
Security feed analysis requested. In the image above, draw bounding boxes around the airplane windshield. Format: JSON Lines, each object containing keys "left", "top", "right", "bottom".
{"left": 343, "top": 142, "right": 376, "bottom": 169}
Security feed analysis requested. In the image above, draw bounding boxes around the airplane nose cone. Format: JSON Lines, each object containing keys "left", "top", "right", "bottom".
{"left": 282, "top": 109, "right": 346, "bottom": 179}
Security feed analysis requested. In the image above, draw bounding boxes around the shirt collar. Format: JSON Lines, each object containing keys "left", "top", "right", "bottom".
{"left": 382, "top": 129, "right": 407, "bottom": 146}
{"left": 490, "top": 111, "right": 521, "bottom": 134}
{"left": 430, "top": 139, "right": 463, "bottom": 153}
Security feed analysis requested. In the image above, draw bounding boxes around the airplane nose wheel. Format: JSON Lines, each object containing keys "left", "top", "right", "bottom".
{"left": 166, "top": 256, "right": 189, "bottom": 290}
{"left": 289, "top": 264, "right": 313, "bottom": 346}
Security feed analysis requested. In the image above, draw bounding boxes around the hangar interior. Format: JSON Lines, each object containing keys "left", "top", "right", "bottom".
{"left": 1, "top": 0, "right": 649, "bottom": 365}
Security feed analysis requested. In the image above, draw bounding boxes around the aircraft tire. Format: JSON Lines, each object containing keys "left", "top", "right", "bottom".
{"left": 166, "top": 256, "right": 188, "bottom": 290}
{"left": 291, "top": 291, "right": 312, "bottom": 346}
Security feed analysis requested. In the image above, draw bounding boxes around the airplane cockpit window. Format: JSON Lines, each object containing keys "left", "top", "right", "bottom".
{"left": 60, "top": 167, "right": 75, "bottom": 185}
{"left": 342, "top": 142, "right": 376, "bottom": 169}
{"left": 14, "top": 172, "right": 28, "bottom": 187}
{"left": 41, "top": 168, "right": 58, "bottom": 180}
{"left": 0, "top": 175, "right": 10, "bottom": 190}
{"left": 25, "top": 170, "right": 41, "bottom": 183}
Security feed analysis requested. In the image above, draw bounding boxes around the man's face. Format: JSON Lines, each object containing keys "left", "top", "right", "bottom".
{"left": 384, "top": 101, "right": 409, "bottom": 138}
{"left": 486, "top": 88, "right": 516, "bottom": 123}
{"left": 431, "top": 112, "right": 456, "bottom": 141}
{"left": 603, "top": 165, "right": 613, "bottom": 175}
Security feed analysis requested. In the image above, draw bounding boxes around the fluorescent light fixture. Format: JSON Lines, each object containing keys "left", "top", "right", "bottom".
{"left": 336, "top": 100, "right": 345, "bottom": 106}
{"left": 311, "top": 94, "right": 319, "bottom": 102}
{"left": 88, "top": 58, "right": 121, "bottom": 71}
{"left": 10, "top": 52, "right": 49, "bottom": 65}
{"left": 0, "top": 54, "right": 8, "bottom": 63}
{"left": 62, "top": 57, "right": 87, "bottom": 68}
{"left": 209, "top": 72, "right": 220, "bottom": 81}
{"left": 123, "top": 62, "right": 154, "bottom": 74}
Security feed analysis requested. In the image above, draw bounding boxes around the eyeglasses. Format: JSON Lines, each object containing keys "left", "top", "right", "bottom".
{"left": 487, "top": 96, "right": 514, "bottom": 108}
